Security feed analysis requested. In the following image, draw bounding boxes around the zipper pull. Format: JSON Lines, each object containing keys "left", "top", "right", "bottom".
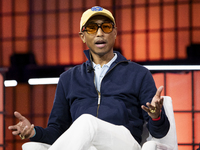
{"left": 96, "top": 92, "right": 101, "bottom": 117}
{"left": 98, "top": 92, "right": 101, "bottom": 105}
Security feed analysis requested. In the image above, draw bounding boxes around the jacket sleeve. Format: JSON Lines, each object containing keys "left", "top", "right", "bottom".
{"left": 147, "top": 110, "right": 170, "bottom": 138}
{"left": 30, "top": 76, "right": 72, "bottom": 145}
{"left": 139, "top": 69, "right": 170, "bottom": 138}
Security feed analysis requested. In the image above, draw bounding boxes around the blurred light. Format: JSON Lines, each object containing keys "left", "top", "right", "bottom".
{"left": 144, "top": 65, "right": 200, "bottom": 70}
{"left": 4, "top": 80, "right": 18, "bottom": 87}
{"left": 6, "top": 65, "right": 200, "bottom": 86}
{"left": 28, "top": 77, "right": 59, "bottom": 85}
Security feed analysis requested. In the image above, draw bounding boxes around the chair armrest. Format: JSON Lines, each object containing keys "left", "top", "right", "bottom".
{"left": 142, "top": 141, "right": 173, "bottom": 150}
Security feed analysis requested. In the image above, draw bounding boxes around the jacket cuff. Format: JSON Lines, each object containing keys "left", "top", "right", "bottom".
{"left": 30, "top": 126, "right": 42, "bottom": 141}
{"left": 149, "top": 111, "right": 165, "bottom": 126}
{"left": 152, "top": 110, "right": 162, "bottom": 121}
{"left": 152, "top": 116, "right": 161, "bottom": 121}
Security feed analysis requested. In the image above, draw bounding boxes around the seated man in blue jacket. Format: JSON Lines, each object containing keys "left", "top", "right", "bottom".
{"left": 8, "top": 6, "right": 170, "bottom": 150}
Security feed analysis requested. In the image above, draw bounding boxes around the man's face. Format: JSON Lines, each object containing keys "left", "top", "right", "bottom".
{"left": 79, "top": 15, "right": 117, "bottom": 57}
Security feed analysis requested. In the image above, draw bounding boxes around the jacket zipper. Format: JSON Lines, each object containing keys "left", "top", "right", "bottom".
{"left": 95, "top": 60, "right": 129, "bottom": 118}
{"left": 96, "top": 92, "right": 101, "bottom": 117}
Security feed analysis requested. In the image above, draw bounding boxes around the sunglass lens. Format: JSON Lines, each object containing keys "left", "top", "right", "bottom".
{"left": 86, "top": 23, "right": 98, "bottom": 34}
{"left": 102, "top": 23, "right": 113, "bottom": 33}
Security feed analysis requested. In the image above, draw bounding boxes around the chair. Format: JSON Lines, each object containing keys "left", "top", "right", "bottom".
{"left": 22, "top": 96, "right": 178, "bottom": 150}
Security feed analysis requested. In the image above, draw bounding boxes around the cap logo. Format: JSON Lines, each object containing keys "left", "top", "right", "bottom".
{"left": 91, "top": 6, "right": 103, "bottom": 11}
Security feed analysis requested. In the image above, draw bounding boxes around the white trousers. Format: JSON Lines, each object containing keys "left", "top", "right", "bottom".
{"left": 48, "top": 114, "right": 141, "bottom": 150}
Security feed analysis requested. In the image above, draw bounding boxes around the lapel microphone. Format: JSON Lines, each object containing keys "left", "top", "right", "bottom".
{"left": 87, "top": 66, "right": 94, "bottom": 73}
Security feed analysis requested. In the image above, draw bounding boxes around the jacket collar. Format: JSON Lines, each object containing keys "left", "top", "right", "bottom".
{"left": 84, "top": 49, "right": 128, "bottom": 67}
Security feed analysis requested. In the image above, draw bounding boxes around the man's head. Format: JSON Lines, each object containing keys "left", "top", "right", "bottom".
{"left": 80, "top": 6, "right": 115, "bottom": 32}
{"left": 79, "top": 6, "right": 117, "bottom": 58}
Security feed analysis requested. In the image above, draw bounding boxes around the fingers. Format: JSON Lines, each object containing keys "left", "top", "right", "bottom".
{"left": 151, "top": 86, "right": 164, "bottom": 107}
{"left": 159, "top": 97, "right": 164, "bottom": 106}
{"left": 12, "top": 130, "right": 21, "bottom": 136}
{"left": 14, "top": 111, "right": 25, "bottom": 122}
{"left": 8, "top": 123, "right": 21, "bottom": 135}
{"left": 155, "top": 86, "right": 164, "bottom": 98}
{"left": 8, "top": 112, "right": 26, "bottom": 134}
{"left": 152, "top": 97, "right": 163, "bottom": 110}
{"left": 155, "top": 98, "right": 162, "bottom": 107}
{"left": 9, "top": 127, "right": 21, "bottom": 136}
{"left": 9, "top": 111, "right": 33, "bottom": 138}
{"left": 147, "top": 102, "right": 155, "bottom": 110}
{"left": 141, "top": 98, "right": 163, "bottom": 119}
{"left": 19, "top": 124, "right": 35, "bottom": 139}
{"left": 141, "top": 105, "right": 149, "bottom": 113}
{"left": 142, "top": 102, "right": 157, "bottom": 113}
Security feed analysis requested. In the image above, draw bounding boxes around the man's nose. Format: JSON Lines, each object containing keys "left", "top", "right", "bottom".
{"left": 96, "top": 27, "right": 104, "bottom": 36}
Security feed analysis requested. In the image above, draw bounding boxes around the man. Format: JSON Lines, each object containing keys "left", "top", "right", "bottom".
{"left": 8, "top": 6, "right": 169, "bottom": 150}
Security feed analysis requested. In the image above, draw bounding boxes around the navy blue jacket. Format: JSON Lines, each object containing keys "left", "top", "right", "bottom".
{"left": 31, "top": 50, "right": 170, "bottom": 144}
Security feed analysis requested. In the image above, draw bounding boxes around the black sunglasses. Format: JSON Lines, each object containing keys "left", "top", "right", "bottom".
{"left": 81, "top": 22, "right": 115, "bottom": 34}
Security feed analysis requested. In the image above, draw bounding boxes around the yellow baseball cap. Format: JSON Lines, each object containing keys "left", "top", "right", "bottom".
{"left": 80, "top": 6, "right": 115, "bottom": 31}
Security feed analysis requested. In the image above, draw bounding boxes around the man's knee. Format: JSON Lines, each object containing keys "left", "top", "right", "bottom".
{"left": 141, "top": 141, "right": 156, "bottom": 150}
{"left": 77, "top": 114, "right": 95, "bottom": 121}
{"left": 71, "top": 114, "right": 98, "bottom": 135}
{"left": 75, "top": 114, "right": 97, "bottom": 126}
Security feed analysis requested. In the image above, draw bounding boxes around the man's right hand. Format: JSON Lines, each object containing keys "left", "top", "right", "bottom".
{"left": 8, "top": 111, "right": 35, "bottom": 140}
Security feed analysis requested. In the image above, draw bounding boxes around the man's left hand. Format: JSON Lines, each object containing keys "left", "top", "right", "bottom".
{"left": 141, "top": 86, "right": 164, "bottom": 119}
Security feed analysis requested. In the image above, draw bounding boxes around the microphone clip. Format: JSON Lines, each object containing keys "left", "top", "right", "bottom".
{"left": 87, "top": 65, "right": 94, "bottom": 73}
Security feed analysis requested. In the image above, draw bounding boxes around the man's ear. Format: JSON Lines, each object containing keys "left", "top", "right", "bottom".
{"left": 114, "top": 27, "right": 117, "bottom": 39}
{"left": 79, "top": 32, "right": 86, "bottom": 43}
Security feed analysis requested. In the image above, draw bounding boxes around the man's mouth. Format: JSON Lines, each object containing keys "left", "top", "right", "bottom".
{"left": 95, "top": 40, "right": 106, "bottom": 48}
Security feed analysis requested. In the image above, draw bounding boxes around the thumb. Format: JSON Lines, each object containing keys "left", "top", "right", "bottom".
{"left": 14, "top": 111, "right": 25, "bottom": 121}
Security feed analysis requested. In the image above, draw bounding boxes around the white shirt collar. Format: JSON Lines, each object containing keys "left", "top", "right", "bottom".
{"left": 92, "top": 53, "right": 117, "bottom": 68}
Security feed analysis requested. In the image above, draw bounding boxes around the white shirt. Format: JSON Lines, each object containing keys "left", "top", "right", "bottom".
{"left": 92, "top": 53, "right": 117, "bottom": 92}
